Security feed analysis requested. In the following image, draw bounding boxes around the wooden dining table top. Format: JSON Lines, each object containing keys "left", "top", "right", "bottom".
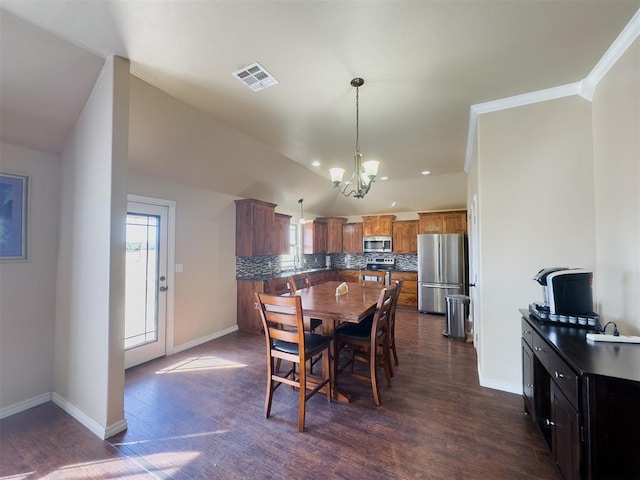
{"left": 290, "top": 280, "right": 383, "bottom": 325}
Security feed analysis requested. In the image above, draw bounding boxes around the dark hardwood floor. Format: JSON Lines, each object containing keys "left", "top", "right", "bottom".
{"left": 1, "top": 309, "right": 562, "bottom": 479}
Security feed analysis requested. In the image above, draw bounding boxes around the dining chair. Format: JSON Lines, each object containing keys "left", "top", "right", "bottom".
{"left": 360, "top": 270, "right": 386, "bottom": 285}
{"left": 334, "top": 284, "right": 396, "bottom": 406}
{"left": 389, "top": 279, "right": 403, "bottom": 371}
{"left": 255, "top": 293, "right": 332, "bottom": 432}
{"left": 287, "top": 275, "right": 322, "bottom": 332}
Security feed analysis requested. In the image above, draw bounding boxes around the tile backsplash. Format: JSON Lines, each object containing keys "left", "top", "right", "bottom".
{"left": 236, "top": 253, "right": 417, "bottom": 279}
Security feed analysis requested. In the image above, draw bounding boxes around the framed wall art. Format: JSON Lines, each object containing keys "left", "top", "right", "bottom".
{"left": 0, "top": 172, "right": 29, "bottom": 261}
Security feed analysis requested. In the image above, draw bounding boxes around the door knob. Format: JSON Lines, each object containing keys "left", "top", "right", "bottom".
{"left": 159, "top": 286, "right": 168, "bottom": 292}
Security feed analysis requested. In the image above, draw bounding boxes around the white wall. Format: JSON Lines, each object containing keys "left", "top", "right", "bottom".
{"left": 592, "top": 38, "right": 640, "bottom": 335}
{"left": 127, "top": 173, "right": 238, "bottom": 348}
{"left": 54, "top": 55, "right": 129, "bottom": 438}
{"left": 475, "top": 96, "right": 596, "bottom": 392}
{"left": 0, "top": 143, "right": 60, "bottom": 412}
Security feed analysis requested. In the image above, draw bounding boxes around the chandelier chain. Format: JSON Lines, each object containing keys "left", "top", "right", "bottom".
{"left": 355, "top": 85, "right": 360, "bottom": 154}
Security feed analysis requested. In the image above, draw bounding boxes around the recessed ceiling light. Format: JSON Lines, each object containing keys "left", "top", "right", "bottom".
{"left": 312, "top": 161, "right": 321, "bottom": 167}
{"left": 421, "top": 170, "right": 431, "bottom": 176}
{"left": 380, "top": 176, "right": 388, "bottom": 181}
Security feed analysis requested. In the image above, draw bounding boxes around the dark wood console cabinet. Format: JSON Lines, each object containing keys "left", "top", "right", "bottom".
{"left": 520, "top": 310, "right": 640, "bottom": 479}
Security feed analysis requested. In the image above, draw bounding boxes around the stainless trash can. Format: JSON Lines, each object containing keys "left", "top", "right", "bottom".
{"left": 444, "top": 294, "right": 470, "bottom": 341}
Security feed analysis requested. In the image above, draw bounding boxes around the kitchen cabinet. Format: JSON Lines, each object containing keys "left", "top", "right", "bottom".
{"left": 316, "top": 217, "right": 347, "bottom": 253}
{"left": 342, "top": 222, "right": 363, "bottom": 253}
{"left": 237, "top": 276, "right": 296, "bottom": 334}
{"left": 274, "top": 213, "right": 292, "bottom": 255}
{"left": 362, "top": 215, "right": 395, "bottom": 236}
{"left": 235, "top": 198, "right": 277, "bottom": 256}
{"left": 520, "top": 311, "right": 640, "bottom": 480}
{"left": 390, "top": 271, "right": 418, "bottom": 308}
{"left": 237, "top": 279, "right": 267, "bottom": 334}
{"left": 303, "top": 220, "right": 328, "bottom": 254}
{"left": 392, "top": 220, "right": 418, "bottom": 253}
{"left": 418, "top": 211, "right": 467, "bottom": 234}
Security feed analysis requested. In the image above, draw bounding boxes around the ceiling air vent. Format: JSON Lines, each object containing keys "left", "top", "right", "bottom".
{"left": 232, "top": 62, "right": 278, "bottom": 92}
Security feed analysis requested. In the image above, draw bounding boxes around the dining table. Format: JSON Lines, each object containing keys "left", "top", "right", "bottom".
{"left": 289, "top": 280, "right": 385, "bottom": 402}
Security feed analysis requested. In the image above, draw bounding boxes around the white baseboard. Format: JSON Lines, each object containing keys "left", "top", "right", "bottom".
{"left": 52, "top": 392, "right": 127, "bottom": 440}
{"left": 477, "top": 374, "right": 521, "bottom": 395}
{"left": 172, "top": 325, "right": 239, "bottom": 354}
{"left": 0, "top": 392, "right": 52, "bottom": 419}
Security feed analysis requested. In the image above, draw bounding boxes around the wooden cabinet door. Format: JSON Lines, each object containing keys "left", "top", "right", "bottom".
{"left": 303, "top": 220, "right": 328, "bottom": 254}
{"left": 363, "top": 215, "right": 395, "bottom": 236}
{"left": 551, "top": 383, "right": 581, "bottom": 480}
{"left": 418, "top": 213, "right": 444, "bottom": 234}
{"left": 322, "top": 217, "right": 346, "bottom": 253}
{"left": 392, "top": 220, "right": 418, "bottom": 253}
{"left": 390, "top": 271, "right": 418, "bottom": 308}
{"left": 343, "top": 223, "right": 363, "bottom": 253}
{"left": 252, "top": 203, "right": 275, "bottom": 255}
{"left": 235, "top": 199, "right": 277, "bottom": 256}
{"left": 443, "top": 212, "right": 467, "bottom": 234}
{"left": 418, "top": 211, "right": 467, "bottom": 234}
{"left": 274, "top": 213, "right": 292, "bottom": 255}
{"left": 237, "top": 280, "right": 266, "bottom": 334}
{"left": 522, "top": 340, "right": 535, "bottom": 419}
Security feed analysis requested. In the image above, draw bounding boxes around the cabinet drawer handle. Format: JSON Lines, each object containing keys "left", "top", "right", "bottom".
{"left": 545, "top": 419, "right": 556, "bottom": 427}
{"left": 554, "top": 371, "right": 566, "bottom": 379}
{"left": 533, "top": 346, "right": 544, "bottom": 352}
{"left": 522, "top": 330, "right": 531, "bottom": 335}
{"left": 526, "top": 383, "right": 534, "bottom": 388}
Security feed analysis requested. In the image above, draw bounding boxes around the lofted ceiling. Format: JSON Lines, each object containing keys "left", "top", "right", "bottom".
{"left": 1, "top": 1, "right": 639, "bottom": 216}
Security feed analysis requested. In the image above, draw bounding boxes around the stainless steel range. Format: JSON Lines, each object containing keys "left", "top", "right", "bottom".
{"left": 365, "top": 257, "right": 395, "bottom": 285}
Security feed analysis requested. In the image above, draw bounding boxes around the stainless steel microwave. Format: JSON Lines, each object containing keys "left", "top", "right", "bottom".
{"left": 363, "top": 236, "right": 392, "bottom": 253}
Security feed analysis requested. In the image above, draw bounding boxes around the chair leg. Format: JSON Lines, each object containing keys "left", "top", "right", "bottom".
{"left": 392, "top": 342, "right": 399, "bottom": 366}
{"left": 323, "top": 348, "right": 332, "bottom": 402}
{"left": 265, "top": 359, "right": 274, "bottom": 418}
{"left": 370, "top": 350, "right": 381, "bottom": 406}
{"left": 383, "top": 340, "right": 393, "bottom": 387}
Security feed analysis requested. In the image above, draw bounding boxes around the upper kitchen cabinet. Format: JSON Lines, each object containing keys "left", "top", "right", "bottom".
{"left": 303, "top": 219, "right": 327, "bottom": 254}
{"left": 235, "top": 198, "right": 277, "bottom": 256}
{"left": 362, "top": 215, "right": 396, "bottom": 236}
{"left": 317, "top": 217, "right": 347, "bottom": 253}
{"left": 392, "top": 220, "right": 418, "bottom": 253}
{"left": 274, "top": 213, "right": 292, "bottom": 255}
{"left": 343, "top": 222, "right": 363, "bottom": 253}
{"left": 304, "top": 217, "right": 346, "bottom": 254}
{"left": 418, "top": 211, "right": 467, "bottom": 234}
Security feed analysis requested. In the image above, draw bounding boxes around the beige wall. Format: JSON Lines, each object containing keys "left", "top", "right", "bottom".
{"left": 475, "top": 96, "right": 596, "bottom": 391}
{"left": 54, "top": 55, "right": 129, "bottom": 437}
{"left": 127, "top": 173, "right": 238, "bottom": 347}
{"left": 0, "top": 143, "right": 60, "bottom": 411}
{"left": 592, "top": 38, "right": 640, "bottom": 335}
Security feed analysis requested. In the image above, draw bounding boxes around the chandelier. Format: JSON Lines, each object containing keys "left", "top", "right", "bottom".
{"left": 329, "top": 78, "right": 380, "bottom": 199}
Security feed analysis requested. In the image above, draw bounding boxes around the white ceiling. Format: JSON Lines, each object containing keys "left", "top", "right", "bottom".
{"left": 1, "top": 1, "right": 639, "bottom": 216}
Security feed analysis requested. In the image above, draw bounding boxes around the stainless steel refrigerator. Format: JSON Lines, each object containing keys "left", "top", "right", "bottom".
{"left": 418, "top": 234, "right": 468, "bottom": 314}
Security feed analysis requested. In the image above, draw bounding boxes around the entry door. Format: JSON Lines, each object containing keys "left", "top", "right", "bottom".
{"left": 124, "top": 200, "right": 169, "bottom": 368}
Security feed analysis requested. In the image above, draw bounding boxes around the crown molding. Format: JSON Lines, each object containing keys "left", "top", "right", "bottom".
{"left": 584, "top": 8, "right": 640, "bottom": 96}
{"left": 464, "top": 8, "right": 640, "bottom": 173}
